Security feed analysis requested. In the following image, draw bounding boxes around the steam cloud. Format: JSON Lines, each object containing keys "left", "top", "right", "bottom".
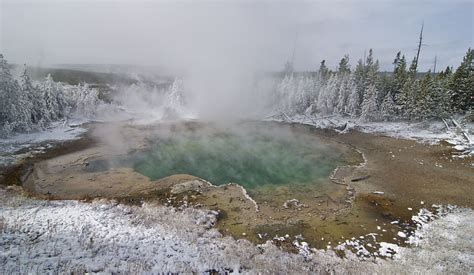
{"left": 3, "top": 1, "right": 472, "bottom": 120}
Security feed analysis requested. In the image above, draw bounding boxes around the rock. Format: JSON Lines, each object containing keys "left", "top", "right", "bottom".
{"left": 170, "top": 180, "right": 208, "bottom": 194}
{"left": 397, "top": 231, "right": 407, "bottom": 238}
{"left": 283, "top": 199, "right": 303, "bottom": 209}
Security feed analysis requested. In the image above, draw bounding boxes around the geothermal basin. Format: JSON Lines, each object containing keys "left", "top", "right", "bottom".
{"left": 22, "top": 120, "right": 474, "bottom": 250}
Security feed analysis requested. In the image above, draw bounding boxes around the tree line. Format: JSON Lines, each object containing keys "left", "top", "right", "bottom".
{"left": 274, "top": 48, "right": 473, "bottom": 121}
{"left": 0, "top": 54, "right": 101, "bottom": 137}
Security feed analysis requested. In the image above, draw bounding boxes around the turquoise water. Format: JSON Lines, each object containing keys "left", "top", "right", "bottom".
{"left": 132, "top": 122, "right": 348, "bottom": 190}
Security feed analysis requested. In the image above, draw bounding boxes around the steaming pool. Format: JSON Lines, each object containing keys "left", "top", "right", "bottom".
{"left": 86, "top": 121, "right": 359, "bottom": 192}
{"left": 26, "top": 121, "right": 373, "bottom": 248}
{"left": 18, "top": 120, "right": 474, "bottom": 256}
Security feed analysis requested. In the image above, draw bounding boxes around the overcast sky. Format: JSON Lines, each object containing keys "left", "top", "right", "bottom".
{"left": 1, "top": 0, "right": 473, "bottom": 72}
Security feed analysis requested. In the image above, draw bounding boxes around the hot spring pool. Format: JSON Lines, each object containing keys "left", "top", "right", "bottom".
{"left": 88, "top": 122, "right": 357, "bottom": 191}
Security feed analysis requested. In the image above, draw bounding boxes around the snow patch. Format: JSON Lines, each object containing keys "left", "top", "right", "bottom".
{"left": 0, "top": 188, "right": 472, "bottom": 273}
{"left": 266, "top": 114, "right": 474, "bottom": 157}
{"left": 0, "top": 119, "right": 87, "bottom": 167}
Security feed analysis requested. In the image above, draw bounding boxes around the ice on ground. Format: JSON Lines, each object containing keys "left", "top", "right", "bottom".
{"left": 0, "top": 187, "right": 472, "bottom": 273}
{"left": 0, "top": 119, "right": 87, "bottom": 167}
{"left": 266, "top": 114, "right": 474, "bottom": 157}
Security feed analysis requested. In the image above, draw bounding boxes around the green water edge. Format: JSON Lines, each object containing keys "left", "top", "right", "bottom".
{"left": 133, "top": 125, "right": 349, "bottom": 191}
{"left": 85, "top": 122, "right": 355, "bottom": 193}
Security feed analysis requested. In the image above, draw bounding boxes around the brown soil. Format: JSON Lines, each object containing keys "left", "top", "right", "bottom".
{"left": 4, "top": 121, "right": 473, "bottom": 250}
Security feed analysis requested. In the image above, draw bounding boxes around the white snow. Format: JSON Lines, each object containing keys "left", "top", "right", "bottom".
{"left": 1, "top": 187, "right": 472, "bottom": 273}
{"left": 266, "top": 114, "right": 474, "bottom": 157}
{"left": 379, "top": 242, "right": 400, "bottom": 257}
{"left": 397, "top": 231, "right": 407, "bottom": 238}
{"left": 0, "top": 119, "right": 87, "bottom": 167}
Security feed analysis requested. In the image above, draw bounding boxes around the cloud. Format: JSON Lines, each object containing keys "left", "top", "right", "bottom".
{"left": 2, "top": 0, "right": 472, "bottom": 71}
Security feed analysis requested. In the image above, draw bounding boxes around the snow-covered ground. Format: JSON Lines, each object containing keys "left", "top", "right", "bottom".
{"left": 267, "top": 113, "right": 474, "bottom": 158}
{"left": 1, "top": 186, "right": 472, "bottom": 273}
{"left": 0, "top": 119, "right": 88, "bottom": 167}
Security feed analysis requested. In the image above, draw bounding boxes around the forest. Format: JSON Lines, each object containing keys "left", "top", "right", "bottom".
{"left": 0, "top": 54, "right": 101, "bottom": 137}
{"left": 273, "top": 48, "right": 473, "bottom": 122}
{"left": 1, "top": 48, "right": 473, "bottom": 138}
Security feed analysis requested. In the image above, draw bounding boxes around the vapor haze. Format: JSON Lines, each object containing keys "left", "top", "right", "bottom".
{"left": 1, "top": 0, "right": 473, "bottom": 118}
{"left": 2, "top": 0, "right": 472, "bottom": 71}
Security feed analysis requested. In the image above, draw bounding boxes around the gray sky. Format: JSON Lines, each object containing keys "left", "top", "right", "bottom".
{"left": 1, "top": 0, "right": 473, "bottom": 72}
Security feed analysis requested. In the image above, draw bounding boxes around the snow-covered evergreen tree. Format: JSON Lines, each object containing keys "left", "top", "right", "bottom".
{"left": 449, "top": 48, "right": 473, "bottom": 113}
{"left": 335, "top": 73, "right": 355, "bottom": 115}
{"left": 358, "top": 49, "right": 381, "bottom": 121}
{"left": 270, "top": 48, "right": 472, "bottom": 122}
{"left": 353, "top": 59, "right": 366, "bottom": 111}
{"left": 317, "top": 73, "right": 338, "bottom": 114}
{"left": 38, "top": 74, "right": 66, "bottom": 121}
{"left": 396, "top": 77, "right": 420, "bottom": 120}
{"left": 392, "top": 52, "right": 408, "bottom": 98}
{"left": 338, "top": 55, "right": 351, "bottom": 74}
{"left": 335, "top": 56, "right": 353, "bottom": 115}
{"left": 20, "top": 66, "right": 48, "bottom": 128}
{"left": 414, "top": 72, "right": 434, "bottom": 119}
{"left": 319, "top": 60, "right": 330, "bottom": 84}
{"left": 346, "top": 77, "right": 360, "bottom": 117}
{"left": 293, "top": 76, "right": 311, "bottom": 114}
{"left": 0, "top": 54, "right": 17, "bottom": 135}
{"left": 60, "top": 82, "right": 101, "bottom": 120}
{"left": 380, "top": 92, "right": 397, "bottom": 121}
{"left": 276, "top": 74, "right": 297, "bottom": 115}
{"left": 360, "top": 83, "right": 381, "bottom": 121}
{"left": 428, "top": 78, "right": 451, "bottom": 119}
{"left": 1, "top": 60, "right": 33, "bottom": 133}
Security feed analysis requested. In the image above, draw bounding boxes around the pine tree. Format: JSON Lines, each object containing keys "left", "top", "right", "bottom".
{"left": 415, "top": 72, "right": 435, "bottom": 119}
{"left": 326, "top": 74, "right": 339, "bottom": 114}
{"left": 1, "top": 62, "right": 33, "bottom": 132}
{"left": 353, "top": 59, "right": 366, "bottom": 111}
{"left": 306, "top": 75, "right": 321, "bottom": 114}
{"left": 439, "top": 66, "right": 452, "bottom": 78}
{"left": 294, "top": 76, "right": 313, "bottom": 114}
{"left": 336, "top": 73, "right": 354, "bottom": 115}
{"left": 397, "top": 77, "right": 420, "bottom": 120}
{"left": 0, "top": 54, "right": 12, "bottom": 83}
{"left": 0, "top": 54, "right": 19, "bottom": 135}
{"left": 365, "top": 49, "right": 379, "bottom": 87}
{"left": 276, "top": 74, "right": 296, "bottom": 114}
{"left": 338, "top": 55, "right": 351, "bottom": 74}
{"left": 20, "top": 65, "right": 45, "bottom": 128}
{"left": 0, "top": 54, "right": 11, "bottom": 121}
{"left": 392, "top": 52, "right": 408, "bottom": 98}
{"left": 359, "top": 49, "right": 381, "bottom": 121}
{"left": 428, "top": 78, "right": 451, "bottom": 119}
{"left": 449, "top": 48, "right": 473, "bottom": 113}
{"left": 317, "top": 73, "right": 338, "bottom": 114}
{"left": 360, "top": 83, "right": 381, "bottom": 121}
{"left": 38, "top": 74, "right": 62, "bottom": 120}
{"left": 346, "top": 76, "right": 360, "bottom": 117}
{"left": 409, "top": 57, "right": 418, "bottom": 78}
{"left": 380, "top": 92, "right": 397, "bottom": 121}
{"left": 319, "top": 60, "right": 330, "bottom": 84}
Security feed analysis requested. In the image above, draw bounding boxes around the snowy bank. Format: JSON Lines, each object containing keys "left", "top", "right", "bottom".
{"left": 266, "top": 113, "right": 474, "bottom": 157}
{"left": 0, "top": 119, "right": 87, "bottom": 167}
{"left": 1, "top": 187, "right": 472, "bottom": 273}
